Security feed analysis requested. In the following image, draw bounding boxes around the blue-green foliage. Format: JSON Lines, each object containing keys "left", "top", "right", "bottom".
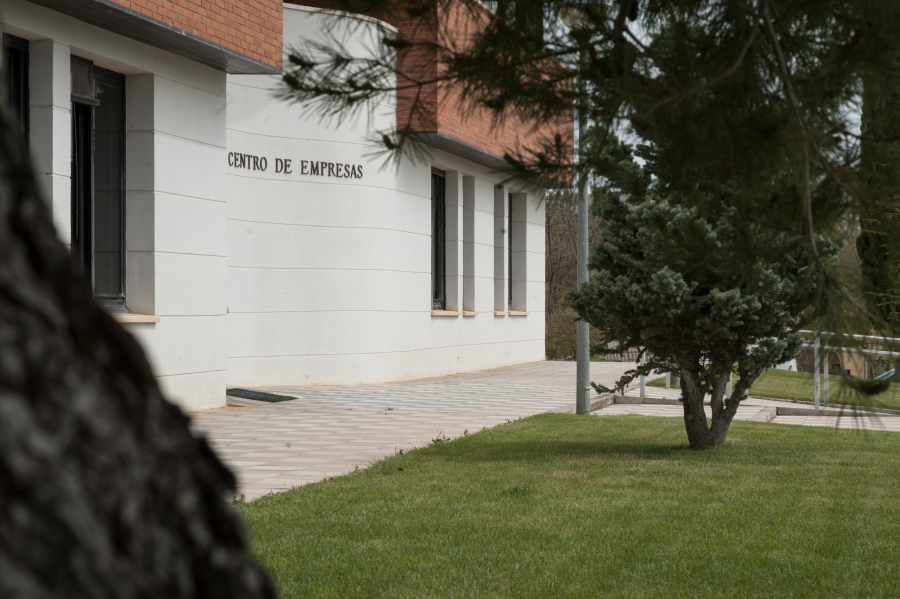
{"left": 568, "top": 143, "right": 838, "bottom": 404}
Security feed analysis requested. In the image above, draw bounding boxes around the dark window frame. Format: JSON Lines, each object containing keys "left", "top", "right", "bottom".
{"left": 70, "top": 57, "right": 127, "bottom": 312}
{"left": 3, "top": 33, "right": 29, "bottom": 142}
{"left": 431, "top": 169, "right": 446, "bottom": 310}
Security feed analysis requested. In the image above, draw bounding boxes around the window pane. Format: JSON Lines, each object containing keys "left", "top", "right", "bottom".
{"left": 71, "top": 60, "right": 93, "bottom": 99}
{"left": 3, "top": 36, "right": 28, "bottom": 137}
{"left": 92, "top": 74, "right": 124, "bottom": 298}
{"left": 431, "top": 172, "right": 446, "bottom": 310}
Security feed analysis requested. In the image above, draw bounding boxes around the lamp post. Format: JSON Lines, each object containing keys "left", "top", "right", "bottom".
{"left": 560, "top": 7, "right": 591, "bottom": 414}
{"left": 575, "top": 100, "right": 590, "bottom": 413}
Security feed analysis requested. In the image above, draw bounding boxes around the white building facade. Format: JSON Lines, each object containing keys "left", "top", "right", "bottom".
{"left": 1, "top": 1, "right": 547, "bottom": 412}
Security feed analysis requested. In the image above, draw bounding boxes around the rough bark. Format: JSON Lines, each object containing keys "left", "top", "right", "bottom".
{"left": 679, "top": 367, "right": 713, "bottom": 450}
{"left": 0, "top": 102, "right": 273, "bottom": 595}
{"left": 680, "top": 360, "right": 764, "bottom": 449}
{"left": 708, "top": 372, "right": 737, "bottom": 448}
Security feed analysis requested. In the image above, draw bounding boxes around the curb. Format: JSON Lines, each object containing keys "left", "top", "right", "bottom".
{"left": 758, "top": 397, "right": 900, "bottom": 417}
{"left": 578, "top": 396, "right": 884, "bottom": 419}
{"left": 553, "top": 395, "right": 616, "bottom": 414}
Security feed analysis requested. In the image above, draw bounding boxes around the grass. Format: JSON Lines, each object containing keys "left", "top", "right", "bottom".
{"left": 237, "top": 415, "right": 900, "bottom": 598}
{"left": 648, "top": 368, "right": 900, "bottom": 410}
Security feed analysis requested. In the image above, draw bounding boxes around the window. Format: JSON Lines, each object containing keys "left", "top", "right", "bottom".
{"left": 71, "top": 57, "right": 127, "bottom": 312}
{"left": 480, "top": 1, "right": 543, "bottom": 38}
{"left": 431, "top": 169, "right": 446, "bottom": 310}
{"left": 2, "top": 34, "right": 29, "bottom": 140}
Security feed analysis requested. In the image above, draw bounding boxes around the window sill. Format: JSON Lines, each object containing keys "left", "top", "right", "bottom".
{"left": 509, "top": 311, "right": 529, "bottom": 316}
{"left": 494, "top": 311, "right": 507, "bottom": 316}
{"left": 112, "top": 313, "right": 161, "bottom": 324}
{"left": 463, "top": 311, "right": 477, "bottom": 317}
{"left": 431, "top": 310, "right": 460, "bottom": 317}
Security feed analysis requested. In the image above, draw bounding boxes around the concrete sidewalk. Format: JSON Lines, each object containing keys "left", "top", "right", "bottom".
{"left": 191, "top": 362, "right": 900, "bottom": 501}
{"left": 191, "top": 361, "right": 634, "bottom": 500}
{"left": 600, "top": 386, "right": 900, "bottom": 431}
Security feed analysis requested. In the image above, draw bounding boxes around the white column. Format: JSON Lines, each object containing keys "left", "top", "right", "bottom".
{"left": 29, "top": 39, "right": 71, "bottom": 244}
{"left": 494, "top": 185, "right": 509, "bottom": 312}
{"left": 462, "top": 176, "right": 475, "bottom": 312}
{"left": 125, "top": 74, "right": 156, "bottom": 316}
{"left": 122, "top": 70, "right": 229, "bottom": 413}
{"left": 444, "top": 171, "right": 463, "bottom": 312}
{"left": 472, "top": 177, "right": 495, "bottom": 314}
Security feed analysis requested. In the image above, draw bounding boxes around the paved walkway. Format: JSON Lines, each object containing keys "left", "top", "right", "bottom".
{"left": 607, "top": 386, "right": 900, "bottom": 431}
{"left": 192, "top": 361, "right": 634, "bottom": 500}
{"left": 190, "top": 362, "right": 900, "bottom": 501}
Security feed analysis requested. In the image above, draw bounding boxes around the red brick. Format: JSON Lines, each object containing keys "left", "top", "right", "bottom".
{"left": 107, "top": 0, "right": 282, "bottom": 69}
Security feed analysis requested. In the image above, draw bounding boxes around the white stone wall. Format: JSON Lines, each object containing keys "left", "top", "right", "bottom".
{"left": 2, "top": 2, "right": 547, "bottom": 410}
{"left": 3, "top": 0, "right": 228, "bottom": 412}
{"left": 224, "top": 7, "right": 546, "bottom": 388}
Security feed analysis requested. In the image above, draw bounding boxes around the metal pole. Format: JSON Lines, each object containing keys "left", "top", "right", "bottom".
{"left": 639, "top": 349, "right": 645, "bottom": 398}
{"left": 665, "top": 372, "right": 670, "bottom": 389}
{"left": 727, "top": 371, "right": 732, "bottom": 400}
{"left": 814, "top": 332, "right": 820, "bottom": 410}
{"left": 575, "top": 61, "right": 590, "bottom": 415}
{"left": 824, "top": 349, "right": 829, "bottom": 407}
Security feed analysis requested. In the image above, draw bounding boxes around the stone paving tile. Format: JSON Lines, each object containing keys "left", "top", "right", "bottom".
{"left": 193, "top": 360, "right": 900, "bottom": 501}
{"left": 608, "top": 386, "right": 900, "bottom": 430}
{"left": 193, "top": 361, "right": 634, "bottom": 500}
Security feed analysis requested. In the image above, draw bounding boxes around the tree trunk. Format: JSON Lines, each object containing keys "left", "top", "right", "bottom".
{"left": 679, "top": 370, "right": 713, "bottom": 450}
{"left": 0, "top": 103, "right": 273, "bottom": 594}
{"left": 709, "top": 375, "right": 736, "bottom": 448}
{"left": 710, "top": 409, "right": 735, "bottom": 448}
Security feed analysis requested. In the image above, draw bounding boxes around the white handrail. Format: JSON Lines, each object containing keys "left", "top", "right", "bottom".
{"left": 801, "top": 344, "right": 900, "bottom": 358}
{"left": 798, "top": 330, "right": 900, "bottom": 344}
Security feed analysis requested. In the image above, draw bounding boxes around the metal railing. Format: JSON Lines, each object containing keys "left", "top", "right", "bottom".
{"left": 798, "top": 330, "right": 899, "bottom": 409}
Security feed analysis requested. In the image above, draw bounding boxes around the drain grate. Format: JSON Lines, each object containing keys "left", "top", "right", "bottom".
{"left": 226, "top": 388, "right": 298, "bottom": 403}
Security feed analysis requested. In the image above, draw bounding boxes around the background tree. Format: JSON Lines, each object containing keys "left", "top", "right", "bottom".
{"left": 544, "top": 133, "right": 647, "bottom": 361}
{"left": 281, "top": 0, "right": 900, "bottom": 338}
{"left": 0, "top": 105, "right": 273, "bottom": 596}
{"left": 857, "top": 42, "right": 900, "bottom": 335}
{"left": 544, "top": 189, "right": 601, "bottom": 360}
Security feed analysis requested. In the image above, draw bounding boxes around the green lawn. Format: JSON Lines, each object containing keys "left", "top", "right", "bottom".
{"left": 237, "top": 415, "right": 900, "bottom": 598}
{"left": 648, "top": 368, "right": 900, "bottom": 410}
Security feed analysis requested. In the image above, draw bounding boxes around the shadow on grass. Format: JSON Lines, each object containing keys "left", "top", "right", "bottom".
{"left": 418, "top": 415, "right": 702, "bottom": 463}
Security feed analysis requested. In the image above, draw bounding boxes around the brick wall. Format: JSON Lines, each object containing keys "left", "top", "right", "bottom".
{"left": 286, "top": 0, "right": 572, "bottom": 166}
{"left": 430, "top": 0, "right": 572, "bottom": 165}
{"left": 111, "top": 0, "right": 283, "bottom": 68}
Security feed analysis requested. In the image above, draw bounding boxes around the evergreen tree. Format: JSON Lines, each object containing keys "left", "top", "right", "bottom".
{"left": 568, "top": 138, "right": 837, "bottom": 449}
{"left": 281, "top": 0, "right": 900, "bottom": 330}
{"left": 280, "top": 0, "right": 900, "bottom": 444}
{"left": 858, "top": 44, "right": 900, "bottom": 331}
